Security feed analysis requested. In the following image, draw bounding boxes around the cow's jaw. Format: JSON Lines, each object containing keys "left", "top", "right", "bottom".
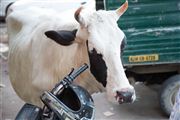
{"left": 87, "top": 47, "right": 107, "bottom": 87}
{"left": 87, "top": 42, "right": 136, "bottom": 104}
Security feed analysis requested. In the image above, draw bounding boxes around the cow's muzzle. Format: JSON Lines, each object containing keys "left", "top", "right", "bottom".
{"left": 115, "top": 89, "right": 135, "bottom": 104}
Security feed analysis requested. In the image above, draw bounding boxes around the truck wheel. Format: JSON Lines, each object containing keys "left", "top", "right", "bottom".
{"left": 159, "top": 74, "right": 180, "bottom": 116}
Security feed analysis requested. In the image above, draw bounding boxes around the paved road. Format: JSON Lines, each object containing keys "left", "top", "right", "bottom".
{"left": 0, "top": 23, "right": 168, "bottom": 120}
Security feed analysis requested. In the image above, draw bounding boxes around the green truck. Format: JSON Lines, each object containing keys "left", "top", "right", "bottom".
{"left": 96, "top": 0, "right": 180, "bottom": 116}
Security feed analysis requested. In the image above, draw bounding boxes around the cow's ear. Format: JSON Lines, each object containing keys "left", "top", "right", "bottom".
{"left": 45, "top": 29, "right": 77, "bottom": 46}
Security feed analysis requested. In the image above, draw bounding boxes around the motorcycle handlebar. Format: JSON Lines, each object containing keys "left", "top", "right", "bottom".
{"left": 51, "top": 63, "right": 89, "bottom": 95}
{"left": 69, "top": 63, "right": 89, "bottom": 81}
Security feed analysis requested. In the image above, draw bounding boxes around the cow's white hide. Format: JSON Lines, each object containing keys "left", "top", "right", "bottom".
{"left": 7, "top": 0, "right": 136, "bottom": 107}
{"left": 7, "top": 1, "right": 104, "bottom": 107}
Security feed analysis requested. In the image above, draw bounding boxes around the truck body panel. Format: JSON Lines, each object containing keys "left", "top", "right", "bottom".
{"left": 104, "top": 0, "right": 180, "bottom": 66}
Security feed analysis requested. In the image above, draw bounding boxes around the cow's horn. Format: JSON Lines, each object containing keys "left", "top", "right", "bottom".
{"left": 74, "top": 7, "right": 83, "bottom": 23}
{"left": 116, "top": 0, "right": 128, "bottom": 17}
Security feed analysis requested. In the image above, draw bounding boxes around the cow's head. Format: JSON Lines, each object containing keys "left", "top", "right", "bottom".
{"left": 45, "top": 0, "right": 136, "bottom": 104}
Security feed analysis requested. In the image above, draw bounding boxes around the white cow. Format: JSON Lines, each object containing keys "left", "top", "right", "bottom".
{"left": 7, "top": 0, "right": 136, "bottom": 107}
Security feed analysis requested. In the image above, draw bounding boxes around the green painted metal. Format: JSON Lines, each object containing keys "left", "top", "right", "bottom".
{"left": 104, "top": 0, "right": 180, "bottom": 66}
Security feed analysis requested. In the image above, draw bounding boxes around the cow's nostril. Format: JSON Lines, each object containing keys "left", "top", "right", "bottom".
{"left": 116, "top": 90, "right": 134, "bottom": 104}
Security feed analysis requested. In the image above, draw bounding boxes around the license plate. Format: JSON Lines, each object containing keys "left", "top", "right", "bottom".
{"left": 129, "top": 54, "right": 159, "bottom": 62}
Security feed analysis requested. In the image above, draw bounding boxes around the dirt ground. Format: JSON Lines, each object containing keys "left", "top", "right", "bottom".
{"left": 0, "top": 23, "right": 169, "bottom": 120}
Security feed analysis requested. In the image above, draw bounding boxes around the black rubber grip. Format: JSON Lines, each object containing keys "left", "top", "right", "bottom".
{"left": 69, "top": 64, "right": 89, "bottom": 80}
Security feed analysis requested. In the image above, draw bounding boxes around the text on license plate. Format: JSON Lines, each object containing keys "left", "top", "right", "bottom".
{"left": 129, "top": 54, "right": 159, "bottom": 62}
